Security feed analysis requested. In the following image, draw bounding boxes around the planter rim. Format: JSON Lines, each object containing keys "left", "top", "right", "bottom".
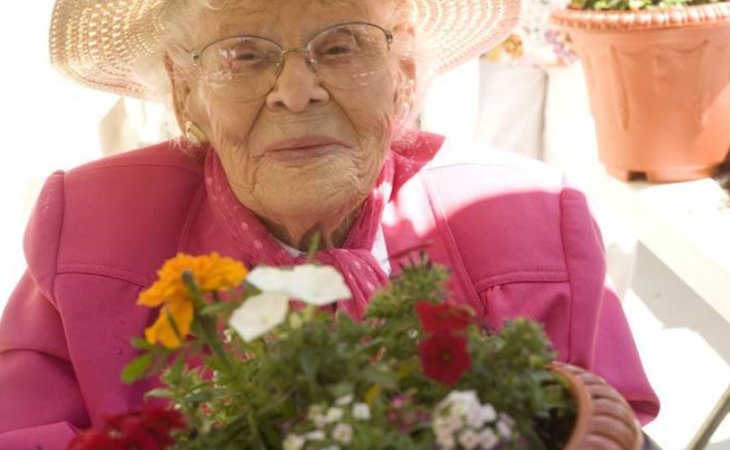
{"left": 550, "top": 362, "right": 644, "bottom": 449}
{"left": 551, "top": 2, "right": 730, "bottom": 29}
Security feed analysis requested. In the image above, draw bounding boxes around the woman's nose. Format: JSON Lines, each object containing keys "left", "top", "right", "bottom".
{"left": 265, "top": 54, "right": 330, "bottom": 112}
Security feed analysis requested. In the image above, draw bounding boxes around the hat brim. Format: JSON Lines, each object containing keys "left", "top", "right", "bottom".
{"left": 50, "top": 0, "right": 520, "bottom": 100}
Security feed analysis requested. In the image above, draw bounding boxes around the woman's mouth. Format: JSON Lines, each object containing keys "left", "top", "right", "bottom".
{"left": 264, "top": 136, "right": 347, "bottom": 161}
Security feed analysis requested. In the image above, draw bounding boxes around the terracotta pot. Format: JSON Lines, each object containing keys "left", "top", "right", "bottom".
{"left": 552, "top": 363, "right": 644, "bottom": 449}
{"left": 552, "top": 4, "right": 730, "bottom": 182}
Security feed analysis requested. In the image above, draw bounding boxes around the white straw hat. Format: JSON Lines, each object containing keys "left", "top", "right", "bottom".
{"left": 49, "top": 0, "right": 521, "bottom": 99}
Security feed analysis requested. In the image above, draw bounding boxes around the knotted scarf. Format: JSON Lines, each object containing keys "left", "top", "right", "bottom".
{"left": 205, "top": 132, "right": 444, "bottom": 320}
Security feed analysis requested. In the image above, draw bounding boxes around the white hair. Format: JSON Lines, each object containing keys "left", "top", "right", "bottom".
{"left": 130, "top": 0, "right": 434, "bottom": 134}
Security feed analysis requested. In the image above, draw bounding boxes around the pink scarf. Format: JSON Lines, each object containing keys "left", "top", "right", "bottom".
{"left": 205, "top": 132, "right": 444, "bottom": 320}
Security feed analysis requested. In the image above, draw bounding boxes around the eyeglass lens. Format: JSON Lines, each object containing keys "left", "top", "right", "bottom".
{"left": 198, "top": 23, "right": 391, "bottom": 100}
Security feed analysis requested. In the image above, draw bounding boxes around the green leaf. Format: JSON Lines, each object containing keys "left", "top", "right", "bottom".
{"left": 147, "top": 349, "right": 171, "bottom": 376}
{"left": 363, "top": 365, "right": 398, "bottom": 390}
{"left": 144, "top": 388, "right": 174, "bottom": 399}
{"left": 186, "top": 391, "right": 214, "bottom": 404}
{"left": 328, "top": 382, "right": 355, "bottom": 398}
{"left": 131, "top": 337, "right": 155, "bottom": 350}
{"left": 306, "top": 232, "right": 321, "bottom": 261}
{"left": 298, "top": 348, "right": 318, "bottom": 380}
{"left": 288, "top": 311, "right": 303, "bottom": 329}
{"left": 121, "top": 353, "right": 154, "bottom": 384}
{"left": 364, "top": 385, "right": 381, "bottom": 406}
{"left": 204, "top": 355, "right": 230, "bottom": 372}
{"left": 396, "top": 358, "right": 420, "bottom": 379}
{"left": 166, "top": 350, "right": 187, "bottom": 385}
{"left": 200, "top": 302, "right": 235, "bottom": 316}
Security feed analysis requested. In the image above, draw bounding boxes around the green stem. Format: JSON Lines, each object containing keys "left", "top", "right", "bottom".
{"left": 183, "top": 271, "right": 233, "bottom": 370}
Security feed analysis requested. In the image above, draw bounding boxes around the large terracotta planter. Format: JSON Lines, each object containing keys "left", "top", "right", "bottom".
{"left": 553, "top": 363, "right": 644, "bottom": 449}
{"left": 552, "top": 4, "right": 730, "bottom": 182}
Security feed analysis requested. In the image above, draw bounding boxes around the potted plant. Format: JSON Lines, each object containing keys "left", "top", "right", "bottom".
{"left": 67, "top": 254, "right": 644, "bottom": 449}
{"left": 551, "top": 0, "right": 730, "bottom": 182}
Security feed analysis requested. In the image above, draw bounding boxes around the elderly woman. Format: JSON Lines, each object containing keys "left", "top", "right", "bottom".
{"left": 0, "top": 0, "right": 659, "bottom": 447}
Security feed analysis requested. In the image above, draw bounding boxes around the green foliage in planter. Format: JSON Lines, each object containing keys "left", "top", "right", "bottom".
{"left": 572, "top": 0, "right": 723, "bottom": 11}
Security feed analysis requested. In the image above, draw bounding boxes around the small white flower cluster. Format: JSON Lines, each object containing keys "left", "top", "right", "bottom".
{"left": 432, "top": 391, "right": 515, "bottom": 450}
{"left": 282, "top": 394, "right": 371, "bottom": 450}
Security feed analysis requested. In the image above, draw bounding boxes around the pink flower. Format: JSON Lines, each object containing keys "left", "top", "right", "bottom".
{"left": 419, "top": 331, "right": 471, "bottom": 385}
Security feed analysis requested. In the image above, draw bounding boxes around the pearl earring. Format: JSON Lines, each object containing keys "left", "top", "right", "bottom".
{"left": 184, "top": 121, "right": 208, "bottom": 145}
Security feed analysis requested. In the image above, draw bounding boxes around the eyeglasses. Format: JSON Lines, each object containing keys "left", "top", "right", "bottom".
{"left": 190, "top": 22, "right": 394, "bottom": 101}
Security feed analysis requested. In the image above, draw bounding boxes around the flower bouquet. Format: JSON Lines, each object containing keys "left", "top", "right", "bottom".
{"left": 68, "top": 252, "right": 580, "bottom": 450}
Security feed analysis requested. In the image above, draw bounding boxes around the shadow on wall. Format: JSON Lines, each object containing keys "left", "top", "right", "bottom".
{"left": 632, "top": 244, "right": 730, "bottom": 366}
{"left": 707, "top": 438, "right": 730, "bottom": 450}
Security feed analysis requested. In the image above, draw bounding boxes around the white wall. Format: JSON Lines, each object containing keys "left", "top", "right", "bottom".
{"left": 0, "top": 2, "right": 119, "bottom": 308}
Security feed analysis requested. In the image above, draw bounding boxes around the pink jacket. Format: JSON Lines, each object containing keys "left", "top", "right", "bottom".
{"left": 0, "top": 135, "right": 659, "bottom": 449}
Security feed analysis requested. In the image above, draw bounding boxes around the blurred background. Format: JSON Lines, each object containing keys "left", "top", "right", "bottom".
{"left": 0, "top": 1, "right": 728, "bottom": 449}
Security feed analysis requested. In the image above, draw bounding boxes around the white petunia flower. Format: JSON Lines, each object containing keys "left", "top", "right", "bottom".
{"left": 307, "top": 404, "right": 326, "bottom": 419}
{"left": 447, "top": 390, "right": 479, "bottom": 407}
{"left": 335, "top": 394, "right": 354, "bottom": 406}
{"left": 448, "top": 391, "right": 480, "bottom": 418}
{"left": 282, "top": 433, "right": 306, "bottom": 450}
{"left": 312, "top": 413, "right": 328, "bottom": 429}
{"left": 435, "top": 429, "right": 456, "bottom": 449}
{"left": 496, "top": 419, "right": 512, "bottom": 438}
{"left": 247, "top": 266, "right": 289, "bottom": 292}
{"left": 321, "top": 446, "right": 341, "bottom": 450}
{"left": 444, "top": 414, "right": 464, "bottom": 433}
{"left": 331, "top": 423, "right": 353, "bottom": 444}
{"left": 305, "top": 430, "right": 326, "bottom": 441}
{"left": 458, "top": 429, "right": 481, "bottom": 450}
{"left": 480, "top": 405, "right": 497, "bottom": 423}
{"left": 432, "top": 415, "right": 462, "bottom": 439}
{"left": 228, "top": 291, "right": 289, "bottom": 342}
{"left": 231, "top": 264, "right": 351, "bottom": 341}
{"left": 325, "top": 406, "right": 344, "bottom": 423}
{"left": 498, "top": 413, "right": 515, "bottom": 427}
{"left": 288, "top": 265, "right": 351, "bottom": 305}
{"left": 435, "top": 390, "right": 479, "bottom": 421}
{"left": 247, "top": 265, "right": 351, "bottom": 306}
{"left": 477, "top": 428, "right": 499, "bottom": 449}
{"left": 432, "top": 416, "right": 449, "bottom": 435}
{"left": 465, "top": 411, "right": 484, "bottom": 430}
{"left": 352, "top": 403, "right": 370, "bottom": 420}
{"left": 466, "top": 403, "right": 497, "bottom": 429}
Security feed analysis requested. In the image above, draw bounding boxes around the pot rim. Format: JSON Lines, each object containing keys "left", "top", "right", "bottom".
{"left": 551, "top": 2, "right": 730, "bottom": 30}
{"left": 550, "top": 362, "right": 644, "bottom": 450}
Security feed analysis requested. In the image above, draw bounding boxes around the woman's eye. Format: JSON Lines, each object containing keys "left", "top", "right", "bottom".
{"left": 234, "top": 51, "right": 263, "bottom": 62}
{"left": 225, "top": 50, "right": 274, "bottom": 72}
{"left": 323, "top": 45, "right": 352, "bottom": 56}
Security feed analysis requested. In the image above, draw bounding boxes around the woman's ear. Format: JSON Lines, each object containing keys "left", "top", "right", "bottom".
{"left": 394, "top": 58, "right": 416, "bottom": 117}
{"left": 392, "top": 24, "right": 417, "bottom": 108}
{"left": 164, "top": 53, "right": 194, "bottom": 134}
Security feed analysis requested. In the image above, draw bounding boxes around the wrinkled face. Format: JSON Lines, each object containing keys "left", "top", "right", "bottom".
{"left": 177, "top": 0, "right": 410, "bottom": 222}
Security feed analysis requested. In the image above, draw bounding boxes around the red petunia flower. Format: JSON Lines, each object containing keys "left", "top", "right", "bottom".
{"left": 415, "top": 301, "right": 472, "bottom": 334}
{"left": 116, "top": 415, "right": 161, "bottom": 450}
{"left": 419, "top": 331, "right": 471, "bottom": 385}
{"left": 138, "top": 405, "right": 187, "bottom": 445}
{"left": 66, "top": 404, "right": 185, "bottom": 450}
{"left": 67, "top": 429, "right": 125, "bottom": 450}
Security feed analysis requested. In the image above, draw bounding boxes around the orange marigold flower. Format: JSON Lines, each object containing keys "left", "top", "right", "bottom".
{"left": 138, "top": 253, "right": 247, "bottom": 348}
{"left": 144, "top": 299, "right": 194, "bottom": 349}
